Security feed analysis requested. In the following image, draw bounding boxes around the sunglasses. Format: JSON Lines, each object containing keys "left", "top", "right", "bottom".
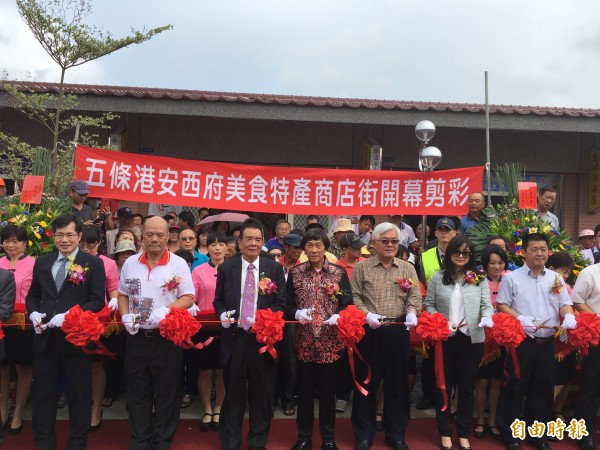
{"left": 377, "top": 239, "right": 400, "bottom": 246}
{"left": 451, "top": 250, "right": 472, "bottom": 258}
{"left": 180, "top": 237, "right": 196, "bottom": 241}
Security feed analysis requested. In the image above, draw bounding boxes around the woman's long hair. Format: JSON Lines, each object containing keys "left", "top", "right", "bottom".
{"left": 442, "top": 235, "right": 476, "bottom": 285}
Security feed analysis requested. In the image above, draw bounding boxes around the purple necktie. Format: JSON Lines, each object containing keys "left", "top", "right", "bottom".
{"left": 240, "top": 263, "right": 255, "bottom": 331}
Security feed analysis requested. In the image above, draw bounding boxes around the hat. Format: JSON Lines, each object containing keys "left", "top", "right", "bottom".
{"left": 333, "top": 218, "right": 353, "bottom": 234}
{"left": 361, "top": 246, "right": 371, "bottom": 256}
{"left": 0, "top": 179, "right": 5, "bottom": 187}
{"left": 113, "top": 240, "right": 136, "bottom": 255}
{"left": 169, "top": 225, "right": 181, "bottom": 231}
{"left": 579, "top": 229, "right": 595, "bottom": 238}
{"left": 117, "top": 207, "right": 133, "bottom": 218}
{"left": 436, "top": 217, "right": 455, "bottom": 230}
{"left": 69, "top": 180, "right": 90, "bottom": 195}
{"left": 339, "top": 232, "right": 365, "bottom": 250}
{"left": 283, "top": 233, "right": 302, "bottom": 247}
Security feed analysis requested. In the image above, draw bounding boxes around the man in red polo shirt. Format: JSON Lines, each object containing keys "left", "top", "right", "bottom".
{"left": 337, "top": 232, "right": 369, "bottom": 280}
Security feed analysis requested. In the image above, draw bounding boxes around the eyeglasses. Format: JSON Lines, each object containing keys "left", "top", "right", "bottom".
{"left": 270, "top": 252, "right": 282, "bottom": 257}
{"left": 55, "top": 233, "right": 79, "bottom": 239}
{"left": 180, "top": 237, "right": 196, "bottom": 241}
{"left": 80, "top": 242, "right": 99, "bottom": 248}
{"left": 451, "top": 250, "right": 472, "bottom": 258}
{"left": 377, "top": 239, "right": 400, "bottom": 246}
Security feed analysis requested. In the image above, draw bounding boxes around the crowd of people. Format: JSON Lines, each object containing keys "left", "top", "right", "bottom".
{"left": 0, "top": 180, "right": 599, "bottom": 450}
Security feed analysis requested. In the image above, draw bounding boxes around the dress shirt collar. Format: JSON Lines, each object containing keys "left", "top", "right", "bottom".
{"left": 372, "top": 255, "right": 400, "bottom": 268}
{"left": 242, "top": 256, "right": 259, "bottom": 271}
{"left": 523, "top": 263, "right": 546, "bottom": 278}
{"left": 57, "top": 247, "right": 78, "bottom": 262}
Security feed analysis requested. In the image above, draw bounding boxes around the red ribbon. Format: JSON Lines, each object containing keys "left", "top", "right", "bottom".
{"left": 252, "top": 309, "right": 285, "bottom": 360}
{"left": 434, "top": 341, "right": 447, "bottom": 411}
{"left": 337, "top": 305, "right": 371, "bottom": 397}
{"left": 81, "top": 340, "right": 117, "bottom": 360}
{"left": 182, "top": 336, "right": 214, "bottom": 350}
{"left": 416, "top": 311, "right": 452, "bottom": 411}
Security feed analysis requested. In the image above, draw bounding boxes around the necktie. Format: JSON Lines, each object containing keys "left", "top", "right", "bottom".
{"left": 55, "top": 257, "right": 68, "bottom": 291}
{"left": 240, "top": 263, "right": 255, "bottom": 331}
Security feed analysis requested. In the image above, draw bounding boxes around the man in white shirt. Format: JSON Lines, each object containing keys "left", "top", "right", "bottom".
{"left": 535, "top": 187, "right": 560, "bottom": 230}
{"left": 118, "top": 216, "right": 195, "bottom": 449}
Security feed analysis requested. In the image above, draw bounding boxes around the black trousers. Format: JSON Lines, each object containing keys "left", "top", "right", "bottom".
{"left": 575, "top": 344, "right": 600, "bottom": 441}
{"left": 32, "top": 331, "right": 92, "bottom": 450}
{"left": 296, "top": 359, "right": 338, "bottom": 441}
{"left": 497, "top": 339, "right": 555, "bottom": 445}
{"left": 220, "top": 331, "right": 277, "bottom": 449}
{"left": 124, "top": 330, "right": 183, "bottom": 450}
{"left": 102, "top": 330, "right": 127, "bottom": 399}
{"left": 351, "top": 324, "right": 411, "bottom": 443}
{"left": 275, "top": 323, "right": 297, "bottom": 407}
{"left": 435, "top": 331, "right": 483, "bottom": 438}
{"left": 335, "top": 349, "right": 354, "bottom": 402}
{"left": 420, "top": 351, "right": 436, "bottom": 402}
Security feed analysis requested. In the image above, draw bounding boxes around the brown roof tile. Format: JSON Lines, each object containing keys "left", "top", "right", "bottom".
{"left": 3, "top": 80, "right": 600, "bottom": 118}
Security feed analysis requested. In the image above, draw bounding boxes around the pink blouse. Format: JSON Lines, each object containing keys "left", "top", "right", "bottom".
{"left": 191, "top": 262, "right": 217, "bottom": 311}
{"left": 0, "top": 256, "right": 35, "bottom": 305}
{"left": 100, "top": 255, "right": 119, "bottom": 294}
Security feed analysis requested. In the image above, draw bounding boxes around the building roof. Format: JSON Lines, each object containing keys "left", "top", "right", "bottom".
{"left": 3, "top": 80, "right": 600, "bottom": 118}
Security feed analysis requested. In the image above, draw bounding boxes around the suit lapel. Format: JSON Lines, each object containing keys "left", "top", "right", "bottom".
{"left": 58, "top": 252, "right": 86, "bottom": 296}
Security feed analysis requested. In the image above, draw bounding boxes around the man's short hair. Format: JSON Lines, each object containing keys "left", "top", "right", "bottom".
{"left": 538, "top": 187, "right": 557, "bottom": 197}
{"left": 306, "top": 214, "right": 319, "bottom": 222}
{"left": 275, "top": 219, "right": 291, "bottom": 229}
{"left": 487, "top": 235, "right": 509, "bottom": 248}
{"left": 359, "top": 215, "right": 376, "bottom": 228}
{"left": 163, "top": 214, "right": 175, "bottom": 222}
{"left": 52, "top": 213, "right": 82, "bottom": 233}
{"left": 133, "top": 213, "right": 144, "bottom": 220}
{"left": 372, "top": 222, "right": 400, "bottom": 241}
{"left": 178, "top": 211, "right": 196, "bottom": 227}
{"left": 240, "top": 218, "right": 265, "bottom": 240}
{"left": 522, "top": 232, "right": 549, "bottom": 250}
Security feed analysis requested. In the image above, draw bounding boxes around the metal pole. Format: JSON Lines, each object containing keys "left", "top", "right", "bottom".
{"left": 485, "top": 71, "right": 492, "bottom": 205}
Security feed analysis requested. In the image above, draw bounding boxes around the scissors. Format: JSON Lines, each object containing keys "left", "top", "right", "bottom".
{"left": 532, "top": 318, "right": 551, "bottom": 334}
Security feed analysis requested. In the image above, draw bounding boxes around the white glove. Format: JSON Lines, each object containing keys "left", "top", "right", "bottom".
{"left": 48, "top": 312, "right": 68, "bottom": 328}
{"left": 122, "top": 313, "right": 139, "bottom": 335}
{"left": 295, "top": 309, "right": 313, "bottom": 324}
{"left": 517, "top": 315, "right": 536, "bottom": 337}
{"left": 405, "top": 312, "right": 418, "bottom": 330}
{"left": 29, "top": 312, "right": 47, "bottom": 334}
{"left": 366, "top": 312, "right": 384, "bottom": 329}
{"left": 147, "top": 306, "right": 170, "bottom": 326}
{"left": 188, "top": 303, "right": 199, "bottom": 317}
{"left": 220, "top": 310, "right": 236, "bottom": 328}
{"left": 559, "top": 331, "right": 569, "bottom": 343}
{"left": 562, "top": 313, "right": 577, "bottom": 330}
{"left": 324, "top": 313, "right": 340, "bottom": 326}
{"left": 447, "top": 321, "right": 456, "bottom": 336}
{"left": 108, "top": 298, "right": 119, "bottom": 312}
{"left": 478, "top": 316, "right": 494, "bottom": 328}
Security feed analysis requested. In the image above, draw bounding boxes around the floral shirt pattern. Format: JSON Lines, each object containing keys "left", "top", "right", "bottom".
{"left": 286, "top": 260, "right": 352, "bottom": 363}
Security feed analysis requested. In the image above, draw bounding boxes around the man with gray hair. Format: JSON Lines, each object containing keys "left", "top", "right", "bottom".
{"left": 350, "top": 222, "right": 422, "bottom": 450}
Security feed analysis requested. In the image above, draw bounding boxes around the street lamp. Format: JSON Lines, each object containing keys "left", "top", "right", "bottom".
{"left": 415, "top": 120, "right": 443, "bottom": 253}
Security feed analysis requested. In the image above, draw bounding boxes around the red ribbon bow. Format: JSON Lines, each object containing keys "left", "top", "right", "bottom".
{"left": 160, "top": 307, "right": 213, "bottom": 350}
{"left": 252, "top": 309, "right": 285, "bottom": 359}
{"left": 337, "top": 305, "right": 371, "bottom": 397}
{"left": 61, "top": 305, "right": 116, "bottom": 359}
{"left": 487, "top": 313, "right": 526, "bottom": 380}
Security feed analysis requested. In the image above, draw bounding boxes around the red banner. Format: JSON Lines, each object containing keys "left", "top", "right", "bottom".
{"left": 74, "top": 145, "right": 483, "bottom": 215}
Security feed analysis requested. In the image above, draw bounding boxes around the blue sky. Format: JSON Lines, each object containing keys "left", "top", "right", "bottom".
{"left": 1, "top": 0, "right": 599, "bottom": 108}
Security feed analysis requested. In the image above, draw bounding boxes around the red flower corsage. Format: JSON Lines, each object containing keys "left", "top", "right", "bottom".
{"left": 162, "top": 275, "right": 183, "bottom": 295}
{"left": 67, "top": 258, "right": 88, "bottom": 285}
{"left": 258, "top": 273, "right": 278, "bottom": 295}
{"left": 396, "top": 277, "right": 417, "bottom": 292}
{"left": 323, "top": 282, "right": 344, "bottom": 300}
{"left": 463, "top": 271, "right": 485, "bottom": 285}
{"left": 550, "top": 275, "right": 564, "bottom": 294}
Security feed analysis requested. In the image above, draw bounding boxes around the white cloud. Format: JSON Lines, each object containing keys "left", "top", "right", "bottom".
{"left": 1, "top": 0, "right": 600, "bottom": 108}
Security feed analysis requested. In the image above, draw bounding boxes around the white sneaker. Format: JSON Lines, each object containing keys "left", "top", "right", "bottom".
{"left": 335, "top": 399, "right": 347, "bottom": 413}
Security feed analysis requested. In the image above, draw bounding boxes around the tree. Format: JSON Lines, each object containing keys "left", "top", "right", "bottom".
{"left": 0, "top": 0, "right": 172, "bottom": 196}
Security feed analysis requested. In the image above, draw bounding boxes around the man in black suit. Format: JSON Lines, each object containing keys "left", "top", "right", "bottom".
{"left": 0, "top": 269, "right": 15, "bottom": 444}
{"left": 214, "top": 219, "right": 287, "bottom": 450}
{"left": 26, "top": 213, "right": 106, "bottom": 450}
